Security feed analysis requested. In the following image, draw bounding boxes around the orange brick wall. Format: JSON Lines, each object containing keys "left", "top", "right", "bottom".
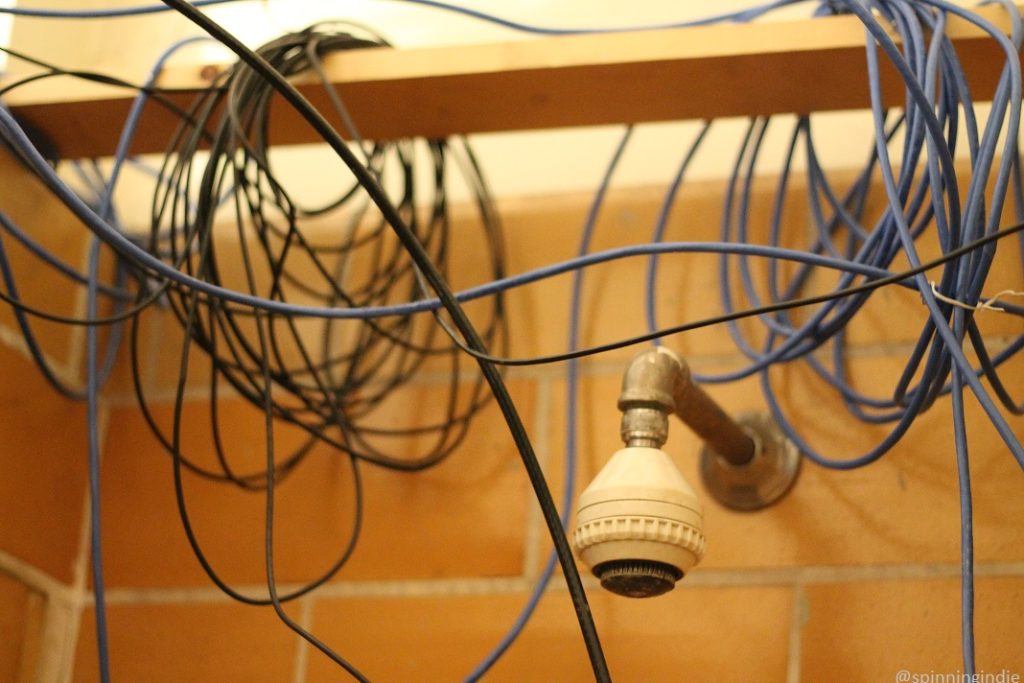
{"left": 1, "top": 151, "right": 1023, "bottom": 681}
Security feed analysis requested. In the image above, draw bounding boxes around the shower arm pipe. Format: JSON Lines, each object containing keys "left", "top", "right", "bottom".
{"left": 618, "top": 347, "right": 756, "bottom": 466}
{"left": 617, "top": 346, "right": 801, "bottom": 511}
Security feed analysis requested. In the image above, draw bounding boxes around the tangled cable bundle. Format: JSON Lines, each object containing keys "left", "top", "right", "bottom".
{"left": 0, "top": 1, "right": 1022, "bottom": 682}
{"left": 686, "top": 0, "right": 1024, "bottom": 474}
{"left": 133, "top": 24, "right": 507, "bottom": 482}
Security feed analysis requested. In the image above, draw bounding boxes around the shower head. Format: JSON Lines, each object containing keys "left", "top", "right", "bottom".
{"left": 571, "top": 347, "right": 801, "bottom": 598}
{"left": 572, "top": 445, "right": 705, "bottom": 598}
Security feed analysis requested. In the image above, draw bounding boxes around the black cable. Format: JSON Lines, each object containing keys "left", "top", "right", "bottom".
{"left": 254, "top": 308, "right": 371, "bottom": 682}
{"left": 0, "top": 44, "right": 222, "bottom": 134}
{"left": 145, "top": 27, "right": 503, "bottom": 473}
{"left": 435, "top": 219, "right": 1024, "bottom": 366}
{"left": 158, "top": 2, "right": 610, "bottom": 680}
{"left": 167, "top": 269, "right": 367, "bottom": 608}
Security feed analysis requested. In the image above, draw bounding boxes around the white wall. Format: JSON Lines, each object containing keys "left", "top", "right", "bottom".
{"left": 7, "top": 1, "right": 897, "bottom": 228}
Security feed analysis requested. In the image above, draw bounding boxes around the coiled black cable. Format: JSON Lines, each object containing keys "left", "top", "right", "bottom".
{"left": 157, "top": 2, "right": 609, "bottom": 679}
{"left": 136, "top": 24, "right": 507, "bottom": 481}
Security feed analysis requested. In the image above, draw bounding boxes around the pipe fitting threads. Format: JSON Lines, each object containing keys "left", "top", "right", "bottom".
{"left": 620, "top": 407, "right": 669, "bottom": 448}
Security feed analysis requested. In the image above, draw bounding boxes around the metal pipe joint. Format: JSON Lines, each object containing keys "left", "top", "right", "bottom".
{"left": 617, "top": 347, "right": 801, "bottom": 511}
{"left": 619, "top": 347, "right": 755, "bottom": 465}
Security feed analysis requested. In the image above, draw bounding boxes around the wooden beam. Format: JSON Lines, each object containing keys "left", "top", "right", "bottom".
{"left": 3, "top": 5, "right": 1019, "bottom": 159}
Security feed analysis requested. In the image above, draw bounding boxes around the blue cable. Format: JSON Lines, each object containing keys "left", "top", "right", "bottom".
{"left": 952, "top": 316, "right": 976, "bottom": 674}
{"left": 669, "top": 10, "right": 1020, "bottom": 674}
{"left": 4, "top": 2, "right": 1015, "bottom": 432}
{"left": 0, "top": 1, "right": 1021, "bottom": 677}
{"left": 708, "top": 119, "right": 868, "bottom": 383}
{"left": 857, "top": 0, "right": 1024, "bottom": 465}
{"left": 0, "top": 0, "right": 242, "bottom": 18}
{"left": 877, "top": 6, "right": 1022, "bottom": 662}
{"left": 0, "top": 0, "right": 812, "bottom": 31}
{"left": 84, "top": 35, "right": 214, "bottom": 682}
{"left": 383, "top": 0, "right": 809, "bottom": 35}
{"left": 85, "top": 238, "right": 110, "bottom": 683}
{"left": 1, "top": 110, "right": 940, "bottom": 326}
{"left": 712, "top": 1, "right": 1024, "bottom": 454}
{"left": 783, "top": 3, "right": 1021, "bottom": 665}
{"left": 645, "top": 122, "right": 712, "bottom": 347}
{"left": 464, "top": 127, "right": 634, "bottom": 682}
{"left": 0, "top": 35, "right": 212, "bottom": 402}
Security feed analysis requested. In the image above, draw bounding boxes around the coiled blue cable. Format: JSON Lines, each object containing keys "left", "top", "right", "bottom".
{"left": 0, "top": 0, "right": 807, "bottom": 29}
{"left": 0, "top": 1, "right": 1021, "bottom": 679}
{"left": 632, "top": 3, "right": 1022, "bottom": 674}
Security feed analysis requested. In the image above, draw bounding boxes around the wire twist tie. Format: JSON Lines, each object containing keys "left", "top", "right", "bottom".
{"left": 929, "top": 280, "right": 1024, "bottom": 313}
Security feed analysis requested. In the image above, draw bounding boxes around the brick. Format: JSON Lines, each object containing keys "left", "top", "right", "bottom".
{"left": 73, "top": 602, "right": 297, "bottom": 683}
{"left": 0, "top": 344, "right": 89, "bottom": 583}
{"left": 801, "top": 577, "right": 1024, "bottom": 680}
{"left": 306, "top": 584, "right": 792, "bottom": 682}
{"left": 0, "top": 573, "right": 42, "bottom": 683}
{"left": 98, "top": 379, "right": 534, "bottom": 587}
{"left": 0, "top": 149, "right": 90, "bottom": 369}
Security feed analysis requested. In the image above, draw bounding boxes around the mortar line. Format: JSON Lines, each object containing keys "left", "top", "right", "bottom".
{"left": 36, "top": 595, "right": 81, "bottom": 683}
{"left": 17, "top": 591, "right": 45, "bottom": 683}
{"left": 57, "top": 501, "right": 92, "bottom": 682}
{"left": 675, "top": 561, "right": 1024, "bottom": 587}
{"left": 0, "top": 325, "right": 75, "bottom": 378}
{"left": 785, "top": 582, "right": 805, "bottom": 683}
{"left": 101, "top": 576, "right": 533, "bottom": 605}
{"left": 95, "top": 560, "right": 1024, "bottom": 607}
{"left": 42, "top": 490, "right": 92, "bottom": 683}
{"left": 0, "top": 551, "right": 72, "bottom": 602}
{"left": 103, "top": 382, "right": 223, "bottom": 408}
{"left": 521, "top": 374, "right": 553, "bottom": 580}
{"left": 64, "top": 235, "right": 94, "bottom": 383}
{"left": 291, "top": 596, "right": 314, "bottom": 683}
{"left": 0, "top": 324, "right": 83, "bottom": 391}
{"left": 98, "top": 325, "right": 1021, "bottom": 408}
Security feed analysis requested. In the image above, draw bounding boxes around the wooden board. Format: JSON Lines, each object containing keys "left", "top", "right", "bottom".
{"left": 2, "top": 4, "right": 1020, "bottom": 159}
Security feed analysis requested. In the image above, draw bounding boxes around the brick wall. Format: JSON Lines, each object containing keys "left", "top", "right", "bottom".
{"left": 1, "top": 152, "right": 1023, "bottom": 681}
